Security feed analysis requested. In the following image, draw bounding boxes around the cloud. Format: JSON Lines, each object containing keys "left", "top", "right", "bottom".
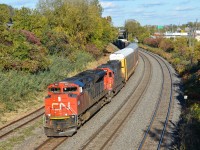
{"left": 175, "top": 6, "right": 196, "bottom": 11}
{"left": 100, "top": 2, "right": 116, "bottom": 9}
{"left": 141, "top": 1, "right": 165, "bottom": 8}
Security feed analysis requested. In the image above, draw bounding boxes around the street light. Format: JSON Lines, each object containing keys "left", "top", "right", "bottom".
{"left": 187, "top": 25, "right": 195, "bottom": 64}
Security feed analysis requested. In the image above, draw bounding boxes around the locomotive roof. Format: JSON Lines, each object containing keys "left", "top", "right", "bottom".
{"left": 109, "top": 43, "right": 138, "bottom": 60}
{"left": 97, "top": 60, "right": 120, "bottom": 71}
{"left": 62, "top": 69, "right": 106, "bottom": 87}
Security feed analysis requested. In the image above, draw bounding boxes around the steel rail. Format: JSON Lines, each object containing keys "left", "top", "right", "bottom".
{"left": 35, "top": 137, "right": 68, "bottom": 150}
{"left": 0, "top": 106, "right": 44, "bottom": 139}
{"left": 81, "top": 53, "right": 152, "bottom": 150}
{"left": 138, "top": 49, "right": 173, "bottom": 150}
{"left": 99, "top": 53, "right": 152, "bottom": 150}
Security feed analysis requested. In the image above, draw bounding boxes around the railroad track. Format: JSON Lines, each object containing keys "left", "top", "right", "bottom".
{"left": 35, "top": 137, "right": 68, "bottom": 150}
{"left": 33, "top": 53, "right": 150, "bottom": 149}
{"left": 138, "top": 49, "right": 173, "bottom": 150}
{"left": 0, "top": 106, "right": 44, "bottom": 139}
{"left": 80, "top": 53, "right": 153, "bottom": 150}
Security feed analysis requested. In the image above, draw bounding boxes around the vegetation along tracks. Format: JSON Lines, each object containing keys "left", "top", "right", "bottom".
{"left": 138, "top": 49, "right": 173, "bottom": 150}
{"left": 80, "top": 52, "right": 153, "bottom": 150}
{"left": 0, "top": 106, "right": 44, "bottom": 139}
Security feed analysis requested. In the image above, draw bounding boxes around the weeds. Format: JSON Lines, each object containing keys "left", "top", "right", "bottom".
{"left": 0, "top": 51, "right": 94, "bottom": 115}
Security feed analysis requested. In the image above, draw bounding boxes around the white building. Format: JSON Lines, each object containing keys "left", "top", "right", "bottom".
{"left": 164, "top": 32, "right": 188, "bottom": 38}
{"left": 163, "top": 30, "right": 200, "bottom": 41}
{"left": 196, "top": 30, "right": 200, "bottom": 41}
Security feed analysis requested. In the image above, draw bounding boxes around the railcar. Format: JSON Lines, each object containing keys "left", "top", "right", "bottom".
{"left": 109, "top": 43, "right": 139, "bottom": 81}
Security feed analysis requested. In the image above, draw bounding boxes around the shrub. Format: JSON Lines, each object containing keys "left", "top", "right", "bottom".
{"left": 21, "top": 30, "right": 41, "bottom": 45}
{"left": 0, "top": 52, "right": 94, "bottom": 113}
{"left": 85, "top": 43, "right": 102, "bottom": 58}
{"left": 41, "top": 31, "right": 70, "bottom": 56}
{"left": 1, "top": 29, "right": 50, "bottom": 73}
{"left": 143, "top": 37, "right": 162, "bottom": 48}
{"left": 158, "top": 39, "right": 174, "bottom": 52}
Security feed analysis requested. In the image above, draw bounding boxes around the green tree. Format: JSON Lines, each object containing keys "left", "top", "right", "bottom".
{"left": 13, "top": 7, "right": 48, "bottom": 37}
{"left": 37, "top": 0, "right": 116, "bottom": 52}
{"left": 174, "top": 37, "right": 188, "bottom": 56}
{"left": 125, "top": 20, "right": 149, "bottom": 42}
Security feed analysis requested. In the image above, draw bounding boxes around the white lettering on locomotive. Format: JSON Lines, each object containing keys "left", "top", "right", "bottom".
{"left": 52, "top": 103, "right": 68, "bottom": 110}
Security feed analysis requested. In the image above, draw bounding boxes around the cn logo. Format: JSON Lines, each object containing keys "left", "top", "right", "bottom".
{"left": 52, "top": 102, "right": 69, "bottom": 110}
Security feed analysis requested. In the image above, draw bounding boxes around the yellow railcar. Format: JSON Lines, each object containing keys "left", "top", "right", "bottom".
{"left": 109, "top": 43, "right": 139, "bottom": 81}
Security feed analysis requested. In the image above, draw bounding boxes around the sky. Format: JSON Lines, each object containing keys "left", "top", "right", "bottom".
{"left": 1, "top": 0, "right": 200, "bottom": 27}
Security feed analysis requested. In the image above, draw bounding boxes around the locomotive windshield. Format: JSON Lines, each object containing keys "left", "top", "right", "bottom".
{"left": 49, "top": 87, "right": 61, "bottom": 93}
{"left": 63, "top": 87, "right": 77, "bottom": 92}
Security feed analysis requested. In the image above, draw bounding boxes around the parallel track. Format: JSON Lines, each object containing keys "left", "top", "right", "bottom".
{"left": 0, "top": 106, "right": 44, "bottom": 139}
{"left": 35, "top": 137, "right": 68, "bottom": 150}
{"left": 80, "top": 53, "right": 152, "bottom": 150}
{"left": 34, "top": 53, "right": 150, "bottom": 150}
{"left": 138, "top": 49, "right": 173, "bottom": 150}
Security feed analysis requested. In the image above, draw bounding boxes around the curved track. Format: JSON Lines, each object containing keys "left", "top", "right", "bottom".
{"left": 138, "top": 49, "right": 173, "bottom": 150}
{"left": 1, "top": 49, "right": 175, "bottom": 150}
{"left": 34, "top": 53, "right": 151, "bottom": 150}
{"left": 80, "top": 53, "right": 152, "bottom": 150}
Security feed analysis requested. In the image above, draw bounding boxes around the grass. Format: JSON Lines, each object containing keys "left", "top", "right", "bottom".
{"left": 0, "top": 118, "right": 43, "bottom": 150}
{"left": 0, "top": 51, "right": 94, "bottom": 120}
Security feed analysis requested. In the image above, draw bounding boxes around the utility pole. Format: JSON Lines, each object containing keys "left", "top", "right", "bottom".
{"left": 191, "top": 19, "right": 198, "bottom": 65}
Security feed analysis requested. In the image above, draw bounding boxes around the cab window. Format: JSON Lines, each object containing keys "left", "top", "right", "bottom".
{"left": 63, "top": 87, "right": 77, "bottom": 92}
{"left": 109, "top": 72, "right": 112, "bottom": 77}
{"left": 49, "top": 88, "right": 60, "bottom": 93}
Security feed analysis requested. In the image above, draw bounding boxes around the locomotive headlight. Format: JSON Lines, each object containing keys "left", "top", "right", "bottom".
{"left": 58, "top": 96, "right": 61, "bottom": 102}
{"left": 48, "top": 114, "right": 51, "bottom": 117}
{"left": 71, "top": 115, "right": 75, "bottom": 118}
{"left": 65, "top": 114, "right": 68, "bottom": 116}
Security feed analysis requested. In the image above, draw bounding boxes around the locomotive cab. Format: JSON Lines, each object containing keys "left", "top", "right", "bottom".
{"left": 97, "top": 60, "right": 124, "bottom": 98}
{"left": 98, "top": 68, "right": 114, "bottom": 91}
{"left": 44, "top": 82, "right": 81, "bottom": 136}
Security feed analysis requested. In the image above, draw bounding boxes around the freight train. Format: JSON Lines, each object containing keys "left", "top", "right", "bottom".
{"left": 43, "top": 43, "right": 139, "bottom": 136}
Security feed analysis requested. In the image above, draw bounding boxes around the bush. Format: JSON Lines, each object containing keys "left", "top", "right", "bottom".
{"left": 143, "top": 37, "right": 162, "bottom": 48}
{"left": 158, "top": 39, "right": 174, "bottom": 52}
{"left": 85, "top": 43, "right": 102, "bottom": 58}
{"left": 0, "top": 52, "right": 94, "bottom": 113}
{"left": 21, "top": 30, "right": 41, "bottom": 45}
{"left": 1, "top": 29, "right": 50, "bottom": 73}
{"left": 41, "top": 31, "right": 70, "bottom": 56}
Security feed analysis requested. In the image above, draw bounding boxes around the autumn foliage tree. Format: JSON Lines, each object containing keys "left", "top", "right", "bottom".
{"left": 37, "top": 0, "right": 117, "bottom": 52}
{"left": 143, "top": 37, "right": 162, "bottom": 48}
{"left": 158, "top": 38, "right": 174, "bottom": 52}
{"left": 0, "top": 29, "right": 49, "bottom": 73}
